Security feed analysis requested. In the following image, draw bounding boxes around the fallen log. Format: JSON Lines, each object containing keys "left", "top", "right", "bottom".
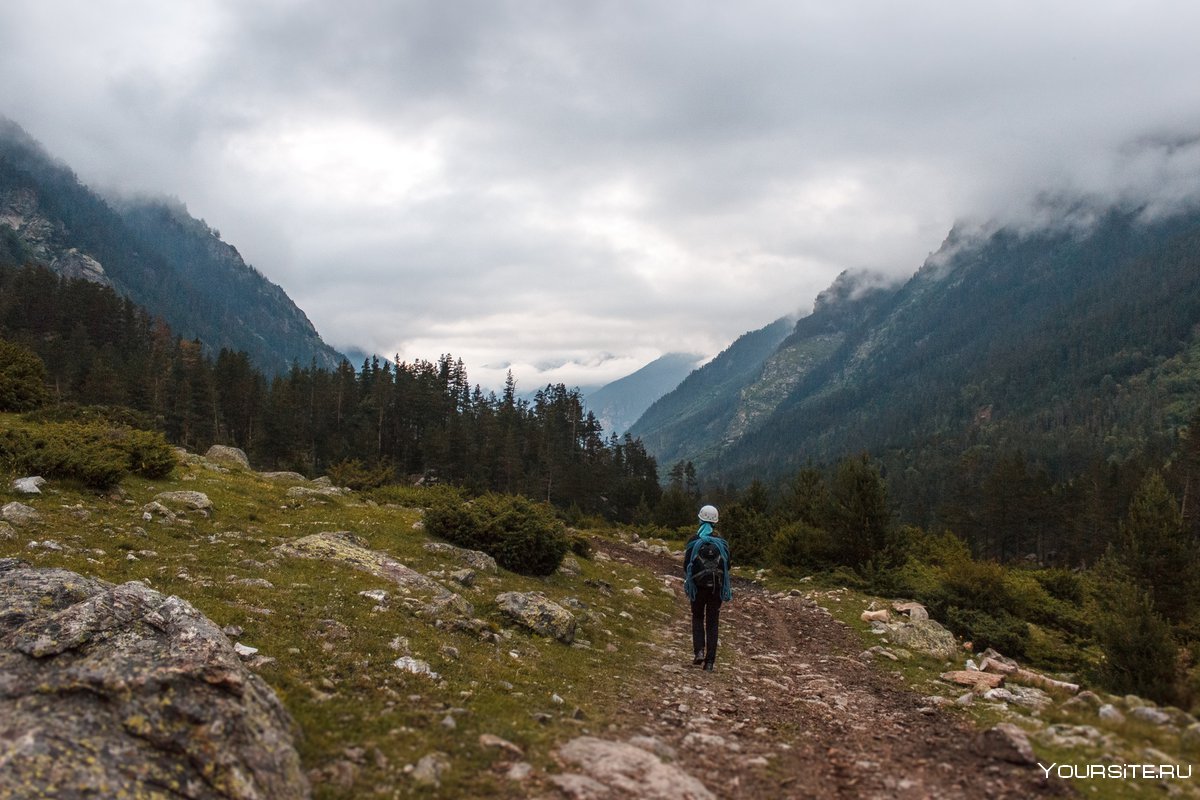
{"left": 979, "top": 656, "right": 1079, "bottom": 694}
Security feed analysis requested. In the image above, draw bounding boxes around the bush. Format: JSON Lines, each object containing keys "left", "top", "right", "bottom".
{"left": 944, "top": 607, "right": 1031, "bottom": 659}
{"left": 22, "top": 403, "right": 155, "bottom": 430}
{"left": 0, "top": 421, "right": 176, "bottom": 489}
{"left": 568, "top": 532, "right": 593, "bottom": 559}
{"left": 424, "top": 492, "right": 568, "bottom": 576}
{"left": 1091, "top": 579, "right": 1180, "bottom": 705}
{"left": 328, "top": 459, "right": 395, "bottom": 491}
{"left": 0, "top": 340, "right": 49, "bottom": 412}
{"left": 769, "top": 521, "right": 833, "bottom": 571}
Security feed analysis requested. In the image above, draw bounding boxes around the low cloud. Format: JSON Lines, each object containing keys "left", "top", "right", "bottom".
{"left": 3, "top": 1, "right": 1200, "bottom": 388}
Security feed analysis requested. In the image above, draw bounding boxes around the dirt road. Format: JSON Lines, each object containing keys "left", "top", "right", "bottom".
{"left": 594, "top": 539, "right": 1071, "bottom": 799}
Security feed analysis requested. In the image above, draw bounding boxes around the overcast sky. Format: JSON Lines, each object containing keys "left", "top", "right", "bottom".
{"left": 3, "top": 1, "right": 1200, "bottom": 389}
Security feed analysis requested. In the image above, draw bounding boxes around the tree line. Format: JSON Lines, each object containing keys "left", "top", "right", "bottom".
{"left": 0, "top": 263, "right": 662, "bottom": 520}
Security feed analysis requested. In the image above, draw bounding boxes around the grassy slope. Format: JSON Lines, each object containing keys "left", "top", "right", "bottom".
{"left": 0, "top": 413, "right": 673, "bottom": 799}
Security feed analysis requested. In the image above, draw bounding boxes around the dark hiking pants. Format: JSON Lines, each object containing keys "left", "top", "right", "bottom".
{"left": 690, "top": 585, "right": 722, "bottom": 665}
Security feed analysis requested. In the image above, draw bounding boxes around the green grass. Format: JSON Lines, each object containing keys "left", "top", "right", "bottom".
{"left": 0, "top": 417, "right": 676, "bottom": 799}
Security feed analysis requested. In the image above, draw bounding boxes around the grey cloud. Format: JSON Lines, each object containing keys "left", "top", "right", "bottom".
{"left": 4, "top": 1, "right": 1200, "bottom": 389}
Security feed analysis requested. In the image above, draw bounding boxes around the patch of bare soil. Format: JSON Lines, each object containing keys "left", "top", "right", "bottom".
{"left": 591, "top": 540, "right": 1074, "bottom": 799}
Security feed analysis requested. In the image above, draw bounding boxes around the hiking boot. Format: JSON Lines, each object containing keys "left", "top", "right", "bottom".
{"left": 702, "top": 661, "right": 715, "bottom": 672}
{"left": 693, "top": 651, "right": 705, "bottom": 665}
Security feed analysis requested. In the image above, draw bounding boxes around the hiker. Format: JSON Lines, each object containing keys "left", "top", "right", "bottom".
{"left": 683, "top": 504, "right": 732, "bottom": 671}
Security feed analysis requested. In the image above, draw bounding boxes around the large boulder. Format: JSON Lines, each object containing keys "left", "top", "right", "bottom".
{"left": 881, "top": 619, "right": 958, "bottom": 660}
{"left": 495, "top": 592, "right": 576, "bottom": 644}
{"left": 205, "top": 445, "right": 251, "bottom": 470}
{"left": 0, "top": 559, "right": 309, "bottom": 799}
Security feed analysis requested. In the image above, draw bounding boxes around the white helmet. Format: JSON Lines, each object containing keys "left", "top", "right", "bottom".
{"left": 698, "top": 505, "right": 719, "bottom": 524}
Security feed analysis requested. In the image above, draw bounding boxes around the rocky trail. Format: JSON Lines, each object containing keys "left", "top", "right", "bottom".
{"left": 573, "top": 540, "right": 1071, "bottom": 799}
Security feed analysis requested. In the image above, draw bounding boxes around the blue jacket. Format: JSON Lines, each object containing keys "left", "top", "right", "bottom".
{"left": 683, "top": 524, "right": 732, "bottom": 602}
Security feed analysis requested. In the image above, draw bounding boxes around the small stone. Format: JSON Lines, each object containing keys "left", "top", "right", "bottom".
{"left": 153, "top": 491, "right": 214, "bottom": 515}
{"left": 480, "top": 734, "right": 524, "bottom": 757}
{"left": 979, "top": 723, "right": 1036, "bottom": 765}
{"left": 359, "top": 589, "right": 389, "bottom": 603}
{"left": 411, "top": 753, "right": 450, "bottom": 787}
{"left": 441, "top": 715, "right": 456, "bottom": 730}
{"left": 234, "top": 642, "right": 259, "bottom": 658}
{"left": 393, "top": 657, "right": 440, "bottom": 680}
{"left": 223, "top": 625, "right": 244, "bottom": 638}
{"left": 450, "top": 568, "right": 475, "bottom": 587}
{"left": 506, "top": 762, "right": 533, "bottom": 781}
{"left": 11, "top": 477, "right": 45, "bottom": 495}
{"left": 1098, "top": 704, "right": 1125, "bottom": 724}
{"left": 2, "top": 502, "right": 40, "bottom": 526}
{"left": 1129, "top": 706, "right": 1170, "bottom": 726}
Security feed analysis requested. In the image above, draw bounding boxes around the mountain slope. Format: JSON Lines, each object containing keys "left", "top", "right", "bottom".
{"left": 0, "top": 119, "right": 343, "bottom": 374}
{"left": 627, "top": 316, "right": 794, "bottom": 467}
{"left": 640, "top": 205, "right": 1200, "bottom": 485}
{"left": 584, "top": 352, "right": 701, "bottom": 436}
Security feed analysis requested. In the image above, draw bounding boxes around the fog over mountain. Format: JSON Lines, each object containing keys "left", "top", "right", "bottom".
{"left": 3, "top": 1, "right": 1200, "bottom": 388}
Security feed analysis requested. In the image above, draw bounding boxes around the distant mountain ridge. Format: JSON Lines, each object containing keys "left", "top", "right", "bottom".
{"left": 632, "top": 205, "right": 1200, "bottom": 489}
{"left": 0, "top": 118, "right": 344, "bottom": 374}
{"left": 584, "top": 352, "right": 702, "bottom": 436}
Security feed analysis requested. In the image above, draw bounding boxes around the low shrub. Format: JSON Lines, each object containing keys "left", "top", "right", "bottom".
{"left": 22, "top": 403, "right": 155, "bottom": 430}
{"left": 327, "top": 459, "right": 395, "bottom": 491}
{"left": 944, "top": 607, "right": 1031, "bottom": 659}
{"left": 424, "top": 492, "right": 568, "bottom": 576}
{"left": 769, "top": 520, "right": 833, "bottom": 571}
{"left": 568, "top": 532, "right": 593, "bottom": 559}
{"left": 367, "top": 483, "right": 465, "bottom": 508}
{"left": 0, "top": 421, "right": 176, "bottom": 489}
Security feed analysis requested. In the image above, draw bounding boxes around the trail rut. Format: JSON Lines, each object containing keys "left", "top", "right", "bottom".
{"left": 589, "top": 540, "right": 1072, "bottom": 799}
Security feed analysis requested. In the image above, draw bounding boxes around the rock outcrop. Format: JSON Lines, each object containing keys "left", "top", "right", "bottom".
{"left": 423, "top": 541, "right": 499, "bottom": 573}
{"left": 0, "top": 559, "right": 309, "bottom": 799}
{"left": 495, "top": 592, "right": 576, "bottom": 643}
{"left": 273, "top": 531, "right": 472, "bottom": 619}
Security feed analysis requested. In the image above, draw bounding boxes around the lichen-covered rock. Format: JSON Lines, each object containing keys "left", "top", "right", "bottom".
{"left": 286, "top": 485, "right": 349, "bottom": 499}
{"left": 554, "top": 736, "right": 714, "bottom": 799}
{"left": 495, "top": 592, "right": 576, "bottom": 643}
{"left": 1, "top": 502, "right": 40, "bottom": 526}
{"left": 0, "top": 560, "right": 309, "bottom": 799}
{"left": 153, "top": 490, "right": 214, "bottom": 516}
{"left": 881, "top": 618, "right": 958, "bottom": 660}
{"left": 273, "top": 532, "right": 472, "bottom": 619}
{"left": 258, "top": 471, "right": 307, "bottom": 483}
{"left": 205, "top": 445, "right": 251, "bottom": 469}
{"left": 423, "top": 541, "right": 498, "bottom": 573}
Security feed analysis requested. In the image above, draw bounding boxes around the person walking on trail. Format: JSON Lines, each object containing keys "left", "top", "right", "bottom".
{"left": 683, "top": 504, "right": 732, "bottom": 671}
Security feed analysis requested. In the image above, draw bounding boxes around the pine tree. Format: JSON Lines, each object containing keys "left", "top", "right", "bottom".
{"left": 1117, "top": 471, "right": 1197, "bottom": 625}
